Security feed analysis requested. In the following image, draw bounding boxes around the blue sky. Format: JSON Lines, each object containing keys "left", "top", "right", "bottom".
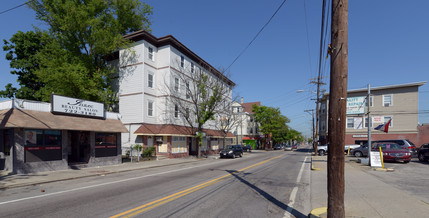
{"left": 1, "top": 0, "right": 428, "bottom": 137}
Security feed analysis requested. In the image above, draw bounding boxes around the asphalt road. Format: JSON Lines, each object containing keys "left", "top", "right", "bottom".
{"left": 0, "top": 148, "right": 313, "bottom": 218}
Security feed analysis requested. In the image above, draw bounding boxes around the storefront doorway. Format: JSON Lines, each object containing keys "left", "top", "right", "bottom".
{"left": 68, "top": 131, "right": 90, "bottom": 164}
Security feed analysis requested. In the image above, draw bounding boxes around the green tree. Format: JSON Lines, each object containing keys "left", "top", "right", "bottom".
{"left": 1, "top": 31, "right": 50, "bottom": 100}
{"left": 252, "top": 104, "right": 291, "bottom": 148}
{"left": 286, "top": 129, "right": 303, "bottom": 144}
{"left": 2, "top": 0, "right": 152, "bottom": 109}
{"left": 169, "top": 64, "right": 234, "bottom": 158}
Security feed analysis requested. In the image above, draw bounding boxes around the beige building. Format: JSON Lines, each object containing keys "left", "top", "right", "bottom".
{"left": 319, "top": 81, "right": 426, "bottom": 145}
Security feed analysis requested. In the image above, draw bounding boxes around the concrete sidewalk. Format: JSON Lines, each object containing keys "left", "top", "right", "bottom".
{"left": 0, "top": 156, "right": 202, "bottom": 190}
{"left": 310, "top": 155, "right": 429, "bottom": 217}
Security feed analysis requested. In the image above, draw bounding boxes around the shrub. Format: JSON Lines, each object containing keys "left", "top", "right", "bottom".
{"left": 143, "top": 146, "right": 155, "bottom": 157}
{"left": 132, "top": 144, "right": 143, "bottom": 151}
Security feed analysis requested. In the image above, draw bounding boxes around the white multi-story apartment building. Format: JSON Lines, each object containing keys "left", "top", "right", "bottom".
{"left": 231, "top": 99, "right": 262, "bottom": 147}
{"left": 108, "top": 30, "right": 235, "bottom": 158}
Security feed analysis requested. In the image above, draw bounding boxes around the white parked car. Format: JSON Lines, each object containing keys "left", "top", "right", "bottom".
{"left": 318, "top": 144, "right": 328, "bottom": 156}
{"left": 344, "top": 144, "right": 360, "bottom": 152}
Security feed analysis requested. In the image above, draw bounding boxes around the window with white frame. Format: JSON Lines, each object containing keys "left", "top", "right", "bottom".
{"left": 365, "top": 96, "right": 373, "bottom": 107}
{"left": 383, "top": 94, "right": 392, "bottom": 107}
{"left": 174, "top": 77, "right": 179, "bottom": 92}
{"left": 186, "top": 81, "right": 190, "bottom": 99}
{"left": 148, "top": 101, "right": 154, "bottom": 116}
{"left": 148, "top": 47, "right": 154, "bottom": 61}
{"left": 191, "top": 63, "right": 194, "bottom": 73}
{"left": 364, "top": 117, "right": 372, "bottom": 128}
{"left": 148, "top": 73, "right": 154, "bottom": 88}
{"left": 346, "top": 117, "right": 354, "bottom": 128}
{"left": 384, "top": 116, "right": 392, "bottom": 127}
{"left": 211, "top": 138, "right": 219, "bottom": 150}
{"left": 180, "top": 55, "right": 184, "bottom": 68}
{"left": 172, "top": 136, "right": 186, "bottom": 153}
{"left": 174, "top": 104, "right": 179, "bottom": 118}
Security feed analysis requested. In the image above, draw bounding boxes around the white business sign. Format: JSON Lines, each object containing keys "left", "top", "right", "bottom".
{"left": 51, "top": 95, "right": 104, "bottom": 118}
{"left": 372, "top": 116, "right": 383, "bottom": 123}
{"left": 370, "top": 151, "right": 382, "bottom": 168}
{"left": 346, "top": 96, "right": 366, "bottom": 115}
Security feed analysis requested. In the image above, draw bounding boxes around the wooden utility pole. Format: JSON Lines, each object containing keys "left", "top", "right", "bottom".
{"left": 327, "top": 0, "right": 348, "bottom": 217}
{"left": 304, "top": 109, "right": 315, "bottom": 149}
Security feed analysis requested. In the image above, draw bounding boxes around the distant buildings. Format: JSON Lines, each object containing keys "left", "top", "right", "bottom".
{"left": 319, "top": 81, "right": 427, "bottom": 146}
{"left": 231, "top": 99, "right": 262, "bottom": 148}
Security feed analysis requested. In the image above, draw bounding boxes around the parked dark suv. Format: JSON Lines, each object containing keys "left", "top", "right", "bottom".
{"left": 220, "top": 145, "right": 243, "bottom": 158}
{"left": 242, "top": 144, "right": 252, "bottom": 152}
{"left": 418, "top": 143, "right": 429, "bottom": 162}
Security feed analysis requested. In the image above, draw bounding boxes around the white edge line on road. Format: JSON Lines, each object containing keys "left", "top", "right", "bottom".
{"left": 0, "top": 161, "right": 223, "bottom": 206}
{"left": 284, "top": 156, "right": 308, "bottom": 218}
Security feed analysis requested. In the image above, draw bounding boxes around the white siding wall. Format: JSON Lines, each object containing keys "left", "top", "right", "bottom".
{"left": 121, "top": 123, "right": 141, "bottom": 152}
{"left": 157, "top": 45, "right": 171, "bottom": 68}
{"left": 118, "top": 42, "right": 144, "bottom": 95}
{"left": 116, "top": 37, "right": 233, "bottom": 145}
{"left": 118, "top": 41, "right": 145, "bottom": 124}
{"left": 119, "top": 94, "right": 143, "bottom": 123}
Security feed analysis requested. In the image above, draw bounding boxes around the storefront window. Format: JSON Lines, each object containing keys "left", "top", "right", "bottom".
{"left": 95, "top": 133, "right": 117, "bottom": 157}
{"left": 2, "top": 129, "right": 13, "bottom": 156}
{"left": 25, "top": 129, "right": 62, "bottom": 162}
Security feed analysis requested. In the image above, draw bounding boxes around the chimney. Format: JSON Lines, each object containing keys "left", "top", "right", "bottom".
{"left": 241, "top": 97, "right": 244, "bottom": 104}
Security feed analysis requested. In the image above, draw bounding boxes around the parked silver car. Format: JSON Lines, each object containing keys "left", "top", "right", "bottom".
{"left": 352, "top": 144, "right": 370, "bottom": 157}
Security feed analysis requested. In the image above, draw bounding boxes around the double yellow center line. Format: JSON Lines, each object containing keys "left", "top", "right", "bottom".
{"left": 110, "top": 156, "right": 281, "bottom": 218}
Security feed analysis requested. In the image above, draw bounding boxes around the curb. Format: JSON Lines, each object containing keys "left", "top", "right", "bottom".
{"left": 373, "top": 167, "right": 395, "bottom": 172}
{"left": 308, "top": 207, "right": 327, "bottom": 218}
{"left": 311, "top": 157, "right": 321, "bottom": 171}
{"left": 0, "top": 159, "right": 199, "bottom": 190}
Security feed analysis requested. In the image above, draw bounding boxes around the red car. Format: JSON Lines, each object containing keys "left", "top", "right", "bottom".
{"left": 372, "top": 142, "right": 411, "bottom": 163}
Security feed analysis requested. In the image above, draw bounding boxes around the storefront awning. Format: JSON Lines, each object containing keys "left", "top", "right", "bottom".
{"left": 0, "top": 108, "right": 128, "bottom": 133}
{"left": 134, "top": 123, "right": 235, "bottom": 138}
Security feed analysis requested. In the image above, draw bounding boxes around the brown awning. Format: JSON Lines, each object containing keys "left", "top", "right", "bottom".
{"left": 0, "top": 108, "right": 128, "bottom": 133}
{"left": 134, "top": 123, "right": 235, "bottom": 138}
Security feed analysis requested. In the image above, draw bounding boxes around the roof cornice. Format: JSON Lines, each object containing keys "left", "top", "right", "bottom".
{"left": 323, "top": 81, "right": 427, "bottom": 97}
{"left": 347, "top": 81, "right": 426, "bottom": 93}
{"left": 122, "top": 30, "right": 235, "bottom": 86}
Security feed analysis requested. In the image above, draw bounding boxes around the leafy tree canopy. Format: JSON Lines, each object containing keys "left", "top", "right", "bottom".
{"left": 252, "top": 104, "right": 302, "bottom": 144}
{"left": 1, "top": 31, "right": 49, "bottom": 100}
{"left": 2, "top": 0, "right": 153, "bottom": 109}
{"left": 252, "top": 105, "right": 290, "bottom": 135}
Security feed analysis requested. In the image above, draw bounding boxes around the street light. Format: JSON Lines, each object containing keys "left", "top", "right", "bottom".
{"left": 296, "top": 90, "right": 318, "bottom": 94}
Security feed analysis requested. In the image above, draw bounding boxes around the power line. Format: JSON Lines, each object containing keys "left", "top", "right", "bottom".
{"left": 0, "top": 0, "right": 34, "bottom": 15}
{"left": 225, "top": 0, "right": 288, "bottom": 72}
{"left": 303, "top": 0, "right": 313, "bottom": 74}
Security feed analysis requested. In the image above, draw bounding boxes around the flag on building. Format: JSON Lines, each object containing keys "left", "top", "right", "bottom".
{"left": 374, "top": 119, "right": 392, "bottom": 133}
